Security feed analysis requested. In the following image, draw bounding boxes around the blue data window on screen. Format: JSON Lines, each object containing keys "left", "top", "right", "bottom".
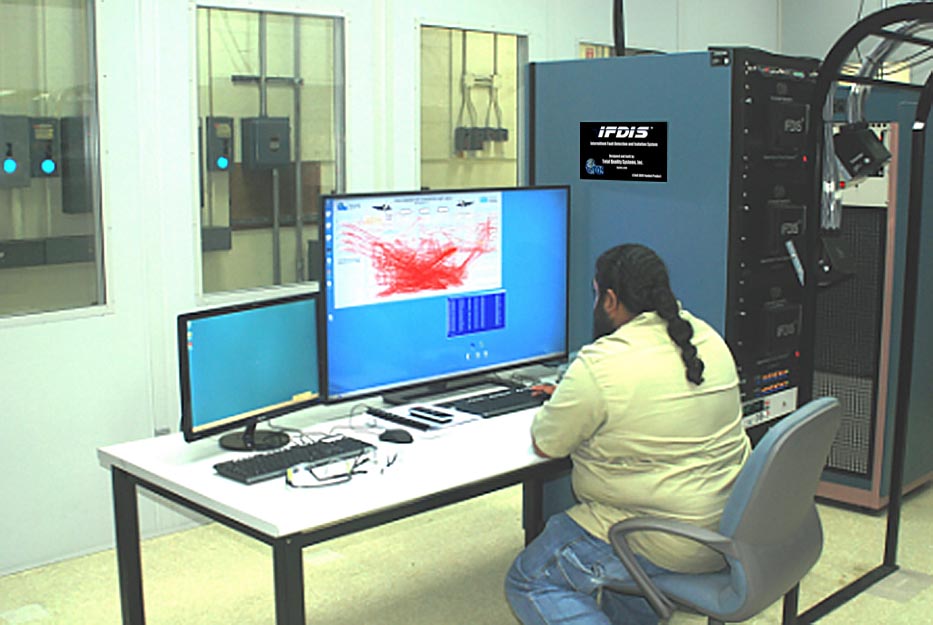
{"left": 447, "top": 292, "right": 505, "bottom": 337}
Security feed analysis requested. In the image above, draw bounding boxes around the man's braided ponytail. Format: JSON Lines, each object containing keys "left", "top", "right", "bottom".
{"left": 595, "top": 244, "right": 705, "bottom": 385}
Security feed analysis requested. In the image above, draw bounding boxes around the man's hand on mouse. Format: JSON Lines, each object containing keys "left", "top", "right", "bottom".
{"left": 530, "top": 383, "right": 556, "bottom": 398}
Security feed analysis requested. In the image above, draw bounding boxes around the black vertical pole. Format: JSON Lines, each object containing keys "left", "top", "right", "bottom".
{"left": 112, "top": 468, "right": 146, "bottom": 625}
{"left": 613, "top": 0, "right": 626, "bottom": 56}
{"left": 883, "top": 70, "right": 933, "bottom": 566}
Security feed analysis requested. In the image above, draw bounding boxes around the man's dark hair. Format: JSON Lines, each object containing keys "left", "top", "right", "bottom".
{"left": 595, "top": 243, "right": 705, "bottom": 385}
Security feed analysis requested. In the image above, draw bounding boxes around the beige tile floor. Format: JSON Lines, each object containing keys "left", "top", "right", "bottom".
{"left": 1, "top": 483, "right": 931, "bottom": 625}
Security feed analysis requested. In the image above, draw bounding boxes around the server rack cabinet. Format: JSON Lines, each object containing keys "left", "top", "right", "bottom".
{"left": 531, "top": 48, "right": 820, "bottom": 440}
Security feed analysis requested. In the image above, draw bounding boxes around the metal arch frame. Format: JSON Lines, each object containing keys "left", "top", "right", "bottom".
{"left": 799, "top": 5, "right": 933, "bottom": 623}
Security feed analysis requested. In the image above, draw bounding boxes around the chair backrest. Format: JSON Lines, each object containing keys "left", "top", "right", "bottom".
{"left": 717, "top": 397, "right": 842, "bottom": 620}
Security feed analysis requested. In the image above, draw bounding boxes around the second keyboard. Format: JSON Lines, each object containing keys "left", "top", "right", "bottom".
{"left": 439, "top": 387, "right": 547, "bottom": 418}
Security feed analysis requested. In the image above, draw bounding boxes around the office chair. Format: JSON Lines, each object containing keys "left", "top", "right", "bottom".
{"left": 606, "top": 396, "right": 842, "bottom": 624}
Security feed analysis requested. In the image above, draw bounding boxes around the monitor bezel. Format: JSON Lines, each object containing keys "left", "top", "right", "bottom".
{"left": 318, "top": 184, "right": 571, "bottom": 403}
{"left": 177, "top": 290, "right": 322, "bottom": 444}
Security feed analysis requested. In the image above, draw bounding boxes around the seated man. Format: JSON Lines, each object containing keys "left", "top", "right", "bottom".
{"left": 505, "top": 243, "right": 750, "bottom": 625}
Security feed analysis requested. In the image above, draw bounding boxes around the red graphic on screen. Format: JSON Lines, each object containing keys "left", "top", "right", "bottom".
{"left": 342, "top": 217, "right": 498, "bottom": 296}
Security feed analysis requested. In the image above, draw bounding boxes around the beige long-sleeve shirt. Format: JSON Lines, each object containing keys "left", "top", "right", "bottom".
{"left": 532, "top": 310, "right": 750, "bottom": 573}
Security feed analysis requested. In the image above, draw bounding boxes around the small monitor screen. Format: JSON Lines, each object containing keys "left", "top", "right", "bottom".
{"left": 178, "top": 292, "right": 321, "bottom": 450}
{"left": 321, "top": 185, "right": 569, "bottom": 402}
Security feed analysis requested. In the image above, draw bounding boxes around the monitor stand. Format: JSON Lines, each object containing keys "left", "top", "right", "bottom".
{"left": 382, "top": 375, "right": 518, "bottom": 406}
{"left": 218, "top": 422, "right": 290, "bottom": 451}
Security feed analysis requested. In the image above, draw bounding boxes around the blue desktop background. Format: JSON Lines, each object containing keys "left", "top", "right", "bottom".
{"left": 324, "top": 187, "right": 569, "bottom": 400}
{"left": 186, "top": 297, "right": 320, "bottom": 429}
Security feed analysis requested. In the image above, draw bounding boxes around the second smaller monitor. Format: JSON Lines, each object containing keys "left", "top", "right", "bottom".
{"left": 178, "top": 291, "right": 321, "bottom": 450}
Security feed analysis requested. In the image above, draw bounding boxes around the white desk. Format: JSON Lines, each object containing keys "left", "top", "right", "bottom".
{"left": 98, "top": 409, "right": 570, "bottom": 625}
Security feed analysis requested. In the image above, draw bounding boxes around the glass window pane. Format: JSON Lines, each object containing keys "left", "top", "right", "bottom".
{"left": 0, "top": 0, "right": 104, "bottom": 317}
{"left": 197, "top": 8, "right": 344, "bottom": 294}
{"left": 420, "top": 26, "right": 523, "bottom": 190}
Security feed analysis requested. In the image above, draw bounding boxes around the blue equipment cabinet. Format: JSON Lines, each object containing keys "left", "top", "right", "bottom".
{"left": 530, "top": 48, "right": 821, "bottom": 438}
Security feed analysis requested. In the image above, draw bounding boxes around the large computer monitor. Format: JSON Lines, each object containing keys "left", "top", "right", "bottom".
{"left": 178, "top": 292, "right": 321, "bottom": 450}
{"left": 320, "top": 185, "right": 570, "bottom": 403}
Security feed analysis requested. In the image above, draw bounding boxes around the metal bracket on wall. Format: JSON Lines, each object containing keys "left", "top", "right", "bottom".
{"left": 231, "top": 75, "right": 304, "bottom": 87}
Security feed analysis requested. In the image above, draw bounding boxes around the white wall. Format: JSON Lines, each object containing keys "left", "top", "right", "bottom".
{"left": 678, "top": 0, "right": 779, "bottom": 51}
{"left": 0, "top": 0, "right": 782, "bottom": 575}
{"left": 781, "top": 0, "right": 886, "bottom": 59}
{"left": 626, "top": 0, "right": 780, "bottom": 53}
{"left": 0, "top": 0, "right": 158, "bottom": 575}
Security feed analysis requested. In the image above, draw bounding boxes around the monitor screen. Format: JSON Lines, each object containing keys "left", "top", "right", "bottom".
{"left": 321, "top": 185, "right": 569, "bottom": 402}
{"left": 178, "top": 292, "right": 321, "bottom": 450}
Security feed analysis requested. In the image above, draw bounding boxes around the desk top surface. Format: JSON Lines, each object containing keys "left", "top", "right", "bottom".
{"left": 98, "top": 407, "right": 549, "bottom": 539}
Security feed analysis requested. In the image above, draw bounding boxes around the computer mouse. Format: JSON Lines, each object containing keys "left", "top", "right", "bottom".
{"left": 378, "top": 428, "right": 414, "bottom": 444}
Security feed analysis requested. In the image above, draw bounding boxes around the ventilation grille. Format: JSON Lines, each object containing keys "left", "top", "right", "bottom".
{"left": 814, "top": 206, "right": 886, "bottom": 479}
{"left": 815, "top": 372, "right": 874, "bottom": 476}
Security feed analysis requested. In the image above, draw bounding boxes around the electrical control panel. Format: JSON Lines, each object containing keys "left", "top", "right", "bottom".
{"left": 205, "top": 116, "right": 234, "bottom": 172}
{"left": 0, "top": 115, "right": 31, "bottom": 188}
{"left": 29, "top": 117, "right": 61, "bottom": 178}
{"left": 241, "top": 116, "right": 290, "bottom": 170}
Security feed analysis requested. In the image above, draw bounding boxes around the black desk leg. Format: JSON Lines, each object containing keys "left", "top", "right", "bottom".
{"left": 522, "top": 478, "right": 545, "bottom": 545}
{"left": 782, "top": 583, "right": 800, "bottom": 625}
{"left": 112, "top": 468, "right": 146, "bottom": 625}
{"left": 273, "top": 537, "right": 306, "bottom": 625}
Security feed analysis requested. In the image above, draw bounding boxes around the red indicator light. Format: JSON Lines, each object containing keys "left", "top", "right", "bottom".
{"left": 802, "top": 155, "right": 808, "bottom": 163}
{"left": 795, "top": 351, "right": 800, "bottom": 358}
{"left": 839, "top": 180, "right": 847, "bottom": 189}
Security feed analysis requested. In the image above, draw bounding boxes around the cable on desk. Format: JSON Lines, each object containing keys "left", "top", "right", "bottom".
{"left": 267, "top": 423, "right": 360, "bottom": 445}
{"left": 264, "top": 404, "right": 388, "bottom": 444}
{"left": 298, "top": 430, "right": 358, "bottom": 446}
{"left": 267, "top": 424, "right": 303, "bottom": 440}
{"left": 285, "top": 454, "right": 371, "bottom": 488}
{"left": 325, "top": 403, "right": 383, "bottom": 437}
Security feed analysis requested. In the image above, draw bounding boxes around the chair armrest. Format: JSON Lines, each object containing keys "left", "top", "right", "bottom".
{"left": 610, "top": 517, "right": 738, "bottom": 559}
{"left": 606, "top": 517, "right": 738, "bottom": 620}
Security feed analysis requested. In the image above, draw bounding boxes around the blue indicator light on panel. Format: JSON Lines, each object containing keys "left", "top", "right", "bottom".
{"left": 2, "top": 158, "right": 17, "bottom": 174}
{"left": 41, "top": 158, "right": 56, "bottom": 175}
{"left": 216, "top": 156, "right": 229, "bottom": 170}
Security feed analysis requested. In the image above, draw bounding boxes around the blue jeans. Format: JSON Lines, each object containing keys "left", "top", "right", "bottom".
{"left": 505, "top": 513, "right": 670, "bottom": 625}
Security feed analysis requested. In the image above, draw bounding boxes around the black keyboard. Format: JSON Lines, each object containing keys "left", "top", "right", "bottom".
{"left": 213, "top": 436, "right": 376, "bottom": 485}
{"left": 440, "top": 387, "right": 547, "bottom": 418}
